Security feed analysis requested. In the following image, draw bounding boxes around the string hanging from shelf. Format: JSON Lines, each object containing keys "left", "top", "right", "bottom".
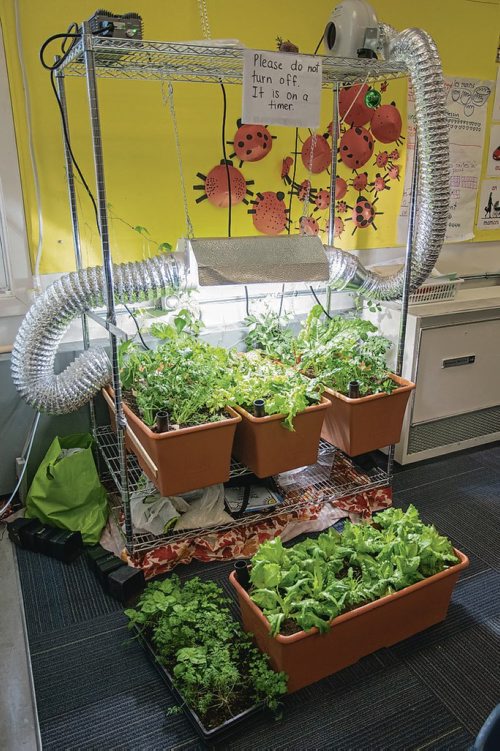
{"left": 162, "top": 82, "right": 195, "bottom": 240}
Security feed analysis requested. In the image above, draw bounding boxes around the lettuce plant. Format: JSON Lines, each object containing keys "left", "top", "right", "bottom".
{"left": 248, "top": 505, "right": 458, "bottom": 636}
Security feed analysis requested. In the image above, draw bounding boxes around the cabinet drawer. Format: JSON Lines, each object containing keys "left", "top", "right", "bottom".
{"left": 413, "top": 320, "right": 500, "bottom": 423}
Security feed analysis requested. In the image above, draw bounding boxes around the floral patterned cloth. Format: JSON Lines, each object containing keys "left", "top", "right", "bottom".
{"left": 126, "top": 451, "right": 392, "bottom": 578}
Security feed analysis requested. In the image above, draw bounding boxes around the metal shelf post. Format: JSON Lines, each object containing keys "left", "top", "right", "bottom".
{"left": 54, "top": 62, "right": 97, "bottom": 436}
{"left": 82, "top": 23, "right": 134, "bottom": 554}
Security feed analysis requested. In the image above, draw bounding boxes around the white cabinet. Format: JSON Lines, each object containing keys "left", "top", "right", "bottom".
{"left": 371, "top": 287, "right": 500, "bottom": 464}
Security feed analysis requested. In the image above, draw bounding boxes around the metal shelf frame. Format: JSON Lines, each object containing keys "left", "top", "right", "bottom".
{"left": 56, "top": 28, "right": 417, "bottom": 558}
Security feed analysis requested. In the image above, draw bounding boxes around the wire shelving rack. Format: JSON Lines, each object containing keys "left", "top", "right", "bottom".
{"left": 55, "top": 28, "right": 416, "bottom": 558}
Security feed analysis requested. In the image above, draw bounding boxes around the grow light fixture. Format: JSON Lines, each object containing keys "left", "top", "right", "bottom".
{"left": 184, "top": 235, "right": 330, "bottom": 286}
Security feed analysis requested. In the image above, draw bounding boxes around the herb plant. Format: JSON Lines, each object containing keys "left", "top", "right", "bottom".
{"left": 248, "top": 504, "right": 458, "bottom": 636}
{"left": 118, "top": 326, "right": 233, "bottom": 428}
{"left": 125, "top": 575, "right": 287, "bottom": 728}
{"left": 224, "top": 350, "right": 323, "bottom": 431}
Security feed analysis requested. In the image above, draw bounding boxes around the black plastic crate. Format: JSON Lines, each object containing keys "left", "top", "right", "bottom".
{"left": 133, "top": 626, "right": 266, "bottom": 743}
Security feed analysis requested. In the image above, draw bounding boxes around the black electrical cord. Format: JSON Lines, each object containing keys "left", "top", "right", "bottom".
{"left": 123, "top": 303, "right": 151, "bottom": 350}
{"left": 309, "top": 285, "right": 332, "bottom": 319}
{"left": 220, "top": 82, "right": 232, "bottom": 237}
{"left": 244, "top": 285, "right": 250, "bottom": 317}
{"left": 49, "top": 69, "right": 100, "bottom": 229}
{"left": 313, "top": 32, "right": 324, "bottom": 55}
{"left": 278, "top": 283, "right": 285, "bottom": 318}
{"left": 287, "top": 127, "right": 299, "bottom": 234}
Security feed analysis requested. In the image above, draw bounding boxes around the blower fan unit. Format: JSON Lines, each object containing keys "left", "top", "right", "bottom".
{"left": 323, "top": 0, "right": 380, "bottom": 58}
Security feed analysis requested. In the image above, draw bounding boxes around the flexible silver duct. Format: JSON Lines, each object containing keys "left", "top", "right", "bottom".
{"left": 11, "top": 256, "right": 178, "bottom": 413}
{"left": 326, "top": 24, "right": 450, "bottom": 299}
{"left": 12, "top": 25, "right": 449, "bottom": 414}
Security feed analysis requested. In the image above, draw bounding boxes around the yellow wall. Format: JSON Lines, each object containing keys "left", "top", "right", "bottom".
{"left": 1, "top": 0, "right": 499, "bottom": 275}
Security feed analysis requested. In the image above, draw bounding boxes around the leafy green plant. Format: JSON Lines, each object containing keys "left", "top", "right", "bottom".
{"left": 118, "top": 321, "right": 233, "bottom": 428}
{"left": 244, "top": 310, "right": 296, "bottom": 365}
{"left": 243, "top": 305, "right": 397, "bottom": 397}
{"left": 223, "top": 350, "right": 323, "bottom": 431}
{"left": 247, "top": 505, "right": 458, "bottom": 636}
{"left": 125, "top": 575, "right": 287, "bottom": 728}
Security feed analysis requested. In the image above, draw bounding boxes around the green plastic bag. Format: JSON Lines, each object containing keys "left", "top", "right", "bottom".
{"left": 26, "top": 433, "right": 108, "bottom": 545}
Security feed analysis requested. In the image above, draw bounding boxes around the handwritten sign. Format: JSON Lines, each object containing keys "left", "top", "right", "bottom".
{"left": 242, "top": 49, "right": 322, "bottom": 128}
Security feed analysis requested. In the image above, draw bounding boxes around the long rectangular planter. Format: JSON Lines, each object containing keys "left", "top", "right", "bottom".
{"left": 231, "top": 397, "right": 329, "bottom": 478}
{"left": 321, "top": 373, "right": 416, "bottom": 456}
{"left": 230, "top": 549, "right": 469, "bottom": 693}
{"left": 134, "top": 626, "right": 265, "bottom": 743}
{"left": 103, "top": 388, "right": 241, "bottom": 496}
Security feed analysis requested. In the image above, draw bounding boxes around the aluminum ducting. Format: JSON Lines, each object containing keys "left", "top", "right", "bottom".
{"left": 12, "top": 25, "right": 449, "bottom": 414}
{"left": 326, "top": 24, "right": 450, "bottom": 299}
{"left": 11, "top": 256, "right": 178, "bottom": 414}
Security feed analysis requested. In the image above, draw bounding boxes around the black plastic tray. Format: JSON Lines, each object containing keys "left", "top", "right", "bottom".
{"left": 134, "top": 626, "right": 266, "bottom": 743}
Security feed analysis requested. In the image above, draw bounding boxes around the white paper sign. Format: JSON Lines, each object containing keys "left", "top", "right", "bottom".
{"left": 486, "top": 123, "right": 500, "bottom": 177}
{"left": 477, "top": 179, "right": 500, "bottom": 230}
{"left": 242, "top": 49, "right": 322, "bottom": 128}
{"left": 398, "top": 77, "right": 492, "bottom": 244}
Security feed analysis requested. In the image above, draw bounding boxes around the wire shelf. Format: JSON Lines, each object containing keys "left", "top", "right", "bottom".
{"left": 96, "top": 426, "right": 389, "bottom": 554}
{"left": 58, "top": 38, "right": 407, "bottom": 86}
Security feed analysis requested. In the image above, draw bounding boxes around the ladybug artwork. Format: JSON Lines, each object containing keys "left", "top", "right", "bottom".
{"left": 335, "top": 177, "right": 348, "bottom": 200}
{"left": 339, "top": 84, "right": 374, "bottom": 127}
{"left": 301, "top": 134, "right": 332, "bottom": 174}
{"left": 281, "top": 156, "right": 294, "bottom": 184}
{"left": 248, "top": 191, "right": 289, "bottom": 235}
{"left": 228, "top": 119, "right": 275, "bottom": 168}
{"left": 493, "top": 146, "right": 500, "bottom": 161}
{"left": 313, "top": 188, "right": 330, "bottom": 212}
{"left": 298, "top": 215, "right": 321, "bottom": 235}
{"left": 334, "top": 216, "right": 345, "bottom": 238}
{"left": 370, "top": 102, "right": 404, "bottom": 145}
{"left": 387, "top": 164, "right": 401, "bottom": 181}
{"left": 339, "top": 127, "right": 374, "bottom": 170}
{"left": 370, "top": 173, "right": 390, "bottom": 194}
{"left": 193, "top": 160, "right": 254, "bottom": 207}
{"left": 351, "top": 171, "right": 368, "bottom": 191}
{"left": 345, "top": 195, "right": 383, "bottom": 235}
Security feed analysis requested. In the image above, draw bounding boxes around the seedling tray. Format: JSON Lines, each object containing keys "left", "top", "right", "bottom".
{"left": 133, "top": 626, "right": 266, "bottom": 743}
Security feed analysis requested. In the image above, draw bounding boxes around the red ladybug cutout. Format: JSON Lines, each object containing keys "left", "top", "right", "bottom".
{"left": 193, "top": 161, "right": 254, "bottom": 207}
{"left": 301, "top": 134, "right": 332, "bottom": 174}
{"left": 229, "top": 120, "right": 275, "bottom": 167}
{"left": 248, "top": 191, "right": 289, "bottom": 235}
{"left": 345, "top": 195, "right": 383, "bottom": 234}
{"left": 339, "top": 84, "right": 374, "bottom": 127}
{"left": 335, "top": 177, "right": 348, "bottom": 200}
{"left": 298, "top": 215, "right": 321, "bottom": 235}
{"left": 351, "top": 171, "right": 368, "bottom": 191}
{"left": 370, "top": 103, "right": 403, "bottom": 145}
{"left": 339, "top": 126, "right": 374, "bottom": 170}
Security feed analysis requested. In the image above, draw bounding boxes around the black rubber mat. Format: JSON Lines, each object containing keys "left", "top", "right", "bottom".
{"left": 16, "top": 442, "right": 500, "bottom": 750}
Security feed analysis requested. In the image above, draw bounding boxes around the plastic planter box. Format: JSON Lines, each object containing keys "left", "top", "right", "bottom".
{"left": 230, "top": 549, "right": 469, "bottom": 693}
{"left": 134, "top": 626, "right": 265, "bottom": 743}
{"left": 321, "top": 374, "right": 416, "bottom": 456}
{"left": 231, "top": 397, "right": 329, "bottom": 478}
{"left": 103, "top": 388, "right": 241, "bottom": 496}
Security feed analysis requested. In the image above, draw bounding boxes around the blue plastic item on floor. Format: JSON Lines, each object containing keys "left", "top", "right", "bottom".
{"left": 473, "top": 705, "right": 500, "bottom": 751}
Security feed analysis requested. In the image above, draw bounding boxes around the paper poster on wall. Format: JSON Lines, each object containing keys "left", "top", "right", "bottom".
{"left": 494, "top": 68, "right": 500, "bottom": 120}
{"left": 486, "top": 123, "right": 500, "bottom": 176}
{"left": 398, "top": 77, "right": 492, "bottom": 244}
{"left": 477, "top": 179, "right": 500, "bottom": 229}
{"left": 242, "top": 49, "right": 322, "bottom": 128}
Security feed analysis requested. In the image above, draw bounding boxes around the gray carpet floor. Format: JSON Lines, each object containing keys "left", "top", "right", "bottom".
{"left": 16, "top": 443, "right": 500, "bottom": 750}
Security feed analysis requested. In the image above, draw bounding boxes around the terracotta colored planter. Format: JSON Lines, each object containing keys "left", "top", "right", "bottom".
{"left": 103, "top": 388, "right": 241, "bottom": 496}
{"left": 230, "top": 549, "right": 469, "bottom": 693}
{"left": 321, "top": 374, "right": 416, "bottom": 456}
{"left": 231, "top": 397, "right": 329, "bottom": 478}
